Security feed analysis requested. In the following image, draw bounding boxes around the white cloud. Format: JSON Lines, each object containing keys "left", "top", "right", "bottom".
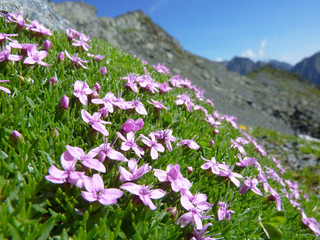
{"left": 149, "top": 0, "right": 169, "bottom": 15}
{"left": 215, "top": 57, "right": 224, "bottom": 62}
{"left": 241, "top": 39, "right": 267, "bottom": 60}
{"left": 241, "top": 48, "right": 256, "bottom": 59}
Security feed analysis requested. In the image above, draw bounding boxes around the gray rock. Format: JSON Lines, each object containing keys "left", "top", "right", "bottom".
{"left": 0, "top": 0, "right": 71, "bottom": 31}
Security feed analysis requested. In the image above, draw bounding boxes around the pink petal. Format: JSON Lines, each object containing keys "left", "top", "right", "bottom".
{"left": 23, "top": 57, "right": 36, "bottom": 64}
{"left": 119, "top": 166, "right": 133, "bottom": 181}
{"left": 149, "top": 189, "right": 166, "bottom": 199}
{"left": 81, "top": 191, "right": 97, "bottom": 202}
{"left": 82, "top": 158, "right": 106, "bottom": 173}
{"left": 81, "top": 109, "right": 92, "bottom": 124}
{"left": 121, "top": 182, "right": 142, "bottom": 195}
{"left": 154, "top": 169, "right": 168, "bottom": 182}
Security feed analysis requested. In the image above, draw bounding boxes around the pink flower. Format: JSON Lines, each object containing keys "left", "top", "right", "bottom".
{"left": 219, "top": 167, "right": 243, "bottom": 187}
{"left": 73, "top": 80, "right": 93, "bottom": 105}
{"left": 268, "top": 186, "right": 281, "bottom": 211}
{"left": 119, "top": 158, "right": 151, "bottom": 182}
{"left": 147, "top": 99, "right": 168, "bottom": 112}
{"left": 177, "top": 196, "right": 207, "bottom": 230}
{"left": 0, "top": 80, "right": 11, "bottom": 94}
{"left": 91, "top": 141, "right": 127, "bottom": 163}
{"left": 121, "top": 183, "right": 166, "bottom": 210}
{"left": 200, "top": 156, "right": 220, "bottom": 175}
{"left": 81, "top": 109, "right": 111, "bottom": 136}
{"left": 91, "top": 92, "right": 116, "bottom": 114}
{"left": 128, "top": 100, "right": 147, "bottom": 115}
{"left": 158, "top": 82, "right": 173, "bottom": 93}
{"left": 116, "top": 131, "right": 144, "bottom": 158}
{"left": 99, "top": 67, "right": 107, "bottom": 76}
{"left": 57, "top": 51, "right": 64, "bottom": 61}
{"left": 252, "top": 139, "right": 267, "bottom": 156}
{"left": 87, "top": 53, "right": 105, "bottom": 61}
{"left": 153, "top": 129, "right": 176, "bottom": 152}
{"left": 154, "top": 164, "right": 192, "bottom": 192}
{"left": 72, "top": 39, "right": 91, "bottom": 51}
{"left": 121, "top": 118, "right": 144, "bottom": 133}
{"left": 122, "top": 73, "right": 138, "bottom": 93}
{"left": 236, "top": 153, "right": 256, "bottom": 168}
{"left": 81, "top": 174, "right": 123, "bottom": 205}
{"left": 301, "top": 210, "right": 320, "bottom": 237}
{"left": 66, "top": 28, "right": 80, "bottom": 41}
{"left": 175, "top": 94, "right": 194, "bottom": 112}
{"left": 229, "top": 138, "right": 247, "bottom": 156}
{"left": 11, "top": 130, "right": 23, "bottom": 144}
{"left": 60, "top": 95, "right": 69, "bottom": 110}
{"left": 45, "top": 150, "right": 86, "bottom": 188}
{"left": 217, "top": 201, "right": 234, "bottom": 221}
{"left": 23, "top": 45, "right": 49, "bottom": 66}
{"left": 239, "top": 176, "right": 263, "bottom": 196}
{"left": 49, "top": 77, "right": 56, "bottom": 86}
{"left": 180, "top": 189, "right": 211, "bottom": 211}
{"left": 0, "top": 33, "right": 18, "bottom": 45}
{"left": 177, "top": 139, "right": 200, "bottom": 150}
{"left": 0, "top": 45, "right": 22, "bottom": 62}
{"left": 66, "top": 145, "right": 106, "bottom": 173}
{"left": 65, "top": 50, "right": 88, "bottom": 69}
{"left": 153, "top": 62, "right": 170, "bottom": 74}
{"left": 140, "top": 133, "right": 165, "bottom": 160}
{"left": 6, "top": 12, "right": 26, "bottom": 29}
{"left": 43, "top": 40, "right": 51, "bottom": 50}
{"left": 26, "top": 19, "right": 53, "bottom": 36}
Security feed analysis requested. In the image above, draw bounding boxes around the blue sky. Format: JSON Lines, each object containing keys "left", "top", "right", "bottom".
{"left": 52, "top": 0, "right": 320, "bottom": 65}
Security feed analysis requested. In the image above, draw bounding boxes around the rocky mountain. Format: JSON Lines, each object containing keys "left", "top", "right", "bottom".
{"left": 291, "top": 51, "right": 320, "bottom": 86}
{"left": 223, "top": 56, "right": 293, "bottom": 75}
{"left": 246, "top": 66, "right": 320, "bottom": 138}
{"left": 2, "top": 0, "right": 320, "bottom": 140}
{"left": 226, "top": 57, "right": 257, "bottom": 75}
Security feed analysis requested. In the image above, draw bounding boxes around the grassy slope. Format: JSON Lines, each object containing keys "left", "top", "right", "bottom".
{"left": 0, "top": 15, "right": 319, "bottom": 239}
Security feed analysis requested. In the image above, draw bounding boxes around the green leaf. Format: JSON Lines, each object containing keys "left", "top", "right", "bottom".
{"left": 32, "top": 204, "right": 48, "bottom": 214}
{"left": 38, "top": 216, "right": 55, "bottom": 240}
{"left": 163, "top": 112, "right": 173, "bottom": 125}
{"left": 263, "top": 222, "right": 283, "bottom": 240}
{"left": 26, "top": 96, "right": 36, "bottom": 109}
{"left": 8, "top": 223, "right": 22, "bottom": 240}
{"left": 270, "top": 216, "right": 287, "bottom": 226}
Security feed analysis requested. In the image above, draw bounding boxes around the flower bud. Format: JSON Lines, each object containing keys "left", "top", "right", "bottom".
{"left": 49, "top": 77, "right": 56, "bottom": 86}
{"left": 209, "top": 140, "right": 215, "bottom": 147}
{"left": 11, "top": 130, "right": 23, "bottom": 144}
{"left": 50, "top": 128, "right": 60, "bottom": 138}
{"left": 99, "top": 67, "right": 107, "bottom": 76}
{"left": 166, "top": 207, "right": 178, "bottom": 219}
{"left": 187, "top": 166, "right": 193, "bottom": 174}
{"left": 57, "top": 51, "right": 64, "bottom": 61}
{"left": 60, "top": 95, "right": 69, "bottom": 110}
{"left": 93, "top": 82, "right": 101, "bottom": 92}
{"left": 122, "top": 119, "right": 135, "bottom": 133}
{"left": 43, "top": 40, "right": 51, "bottom": 50}
{"left": 133, "top": 118, "right": 144, "bottom": 132}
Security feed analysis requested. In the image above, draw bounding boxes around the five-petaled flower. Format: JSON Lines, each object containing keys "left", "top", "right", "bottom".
{"left": 119, "top": 158, "right": 152, "bottom": 182}
{"left": 121, "top": 183, "right": 166, "bottom": 210}
{"left": 81, "top": 109, "right": 111, "bottom": 136}
{"left": 81, "top": 174, "right": 123, "bottom": 205}
{"left": 140, "top": 133, "right": 165, "bottom": 160}
{"left": 73, "top": 80, "right": 93, "bottom": 105}
{"left": 154, "top": 164, "right": 192, "bottom": 192}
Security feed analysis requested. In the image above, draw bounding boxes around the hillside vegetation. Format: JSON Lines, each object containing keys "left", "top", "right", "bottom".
{"left": 0, "top": 13, "right": 319, "bottom": 239}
